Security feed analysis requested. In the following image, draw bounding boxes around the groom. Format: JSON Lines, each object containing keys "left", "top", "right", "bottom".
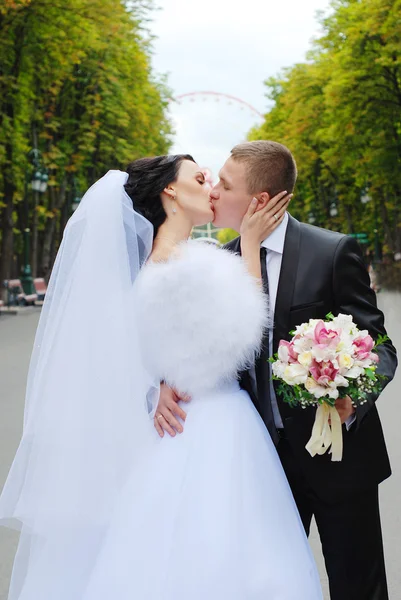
{"left": 155, "top": 140, "right": 397, "bottom": 600}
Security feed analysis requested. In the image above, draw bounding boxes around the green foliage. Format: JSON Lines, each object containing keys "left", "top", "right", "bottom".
{"left": 250, "top": 0, "right": 401, "bottom": 256}
{"left": 217, "top": 228, "right": 239, "bottom": 245}
{"left": 273, "top": 372, "right": 382, "bottom": 410}
{"left": 0, "top": 0, "right": 172, "bottom": 280}
{"left": 376, "top": 333, "right": 390, "bottom": 345}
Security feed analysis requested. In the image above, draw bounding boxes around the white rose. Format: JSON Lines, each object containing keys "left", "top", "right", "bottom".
{"left": 272, "top": 361, "right": 286, "bottom": 379}
{"left": 294, "top": 323, "right": 309, "bottom": 336}
{"left": 283, "top": 363, "right": 308, "bottom": 386}
{"left": 293, "top": 336, "right": 313, "bottom": 354}
{"left": 331, "top": 313, "right": 354, "bottom": 334}
{"left": 305, "top": 377, "right": 327, "bottom": 399}
{"left": 296, "top": 319, "right": 318, "bottom": 334}
{"left": 353, "top": 329, "right": 369, "bottom": 340}
{"left": 336, "top": 335, "right": 354, "bottom": 354}
{"left": 298, "top": 351, "right": 313, "bottom": 367}
{"left": 338, "top": 353, "right": 354, "bottom": 370}
{"left": 327, "top": 386, "right": 339, "bottom": 400}
{"left": 277, "top": 345, "right": 290, "bottom": 363}
{"left": 312, "top": 345, "right": 336, "bottom": 363}
{"left": 346, "top": 365, "right": 364, "bottom": 379}
{"left": 334, "top": 374, "right": 349, "bottom": 387}
{"left": 355, "top": 357, "right": 375, "bottom": 368}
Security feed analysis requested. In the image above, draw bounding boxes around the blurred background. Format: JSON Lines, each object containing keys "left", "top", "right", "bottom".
{"left": 0, "top": 1, "right": 400, "bottom": 598}
{"left": 0, "top": 0, "right": 400, "bottom": 294}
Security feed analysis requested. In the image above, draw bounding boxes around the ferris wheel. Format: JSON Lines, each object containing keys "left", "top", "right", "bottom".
{"left": 172, "top": 91, "right": 265, "bottom": 121}
{"left": 169, "top": 91, "right": 265, "bottom": 241}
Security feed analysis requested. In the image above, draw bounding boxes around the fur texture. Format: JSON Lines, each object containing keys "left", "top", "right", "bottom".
{"left": 136, "top": 241, "right": 269, "bottom": 396}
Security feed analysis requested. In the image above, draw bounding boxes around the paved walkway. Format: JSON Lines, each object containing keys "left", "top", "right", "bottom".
{"left": 0, "top": 295, "right": 400, "bottom": 599}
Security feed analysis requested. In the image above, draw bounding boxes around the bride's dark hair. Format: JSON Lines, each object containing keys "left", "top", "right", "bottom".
{"left": 124, "top": 154, "right": 195, "bottom": 238}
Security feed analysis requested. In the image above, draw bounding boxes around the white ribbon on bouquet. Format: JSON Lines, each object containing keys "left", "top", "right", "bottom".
{"left": 305, "top": 404, "right": 343, "bottom": 462}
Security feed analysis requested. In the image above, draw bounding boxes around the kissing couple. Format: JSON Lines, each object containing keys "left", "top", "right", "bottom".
{"left": 0, "top": 141, "right": 396, "bottom": 600}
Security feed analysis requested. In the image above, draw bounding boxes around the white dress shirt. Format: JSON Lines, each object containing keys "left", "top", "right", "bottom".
{"left": 250, "top": 212, "right": 355, "bottom": 431}
{"left": 260, "top": 212, "right": 289, "bottom": 428}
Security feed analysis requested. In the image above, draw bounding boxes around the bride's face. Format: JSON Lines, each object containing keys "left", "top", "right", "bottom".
{"left": 172, "top": 160, "right": 214, "bottom": 226}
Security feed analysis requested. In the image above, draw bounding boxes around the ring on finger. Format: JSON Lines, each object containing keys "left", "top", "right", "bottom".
{"left": 273, "top": 213, "right": 279, "bottom": 222}
{"left": 156, "top": 414, "right": 164, "bottom": 421}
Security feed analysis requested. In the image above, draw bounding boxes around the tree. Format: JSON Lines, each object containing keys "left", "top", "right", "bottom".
{"left": 0, "top": 0, "right": 172, "bottom": 290}
{"left": 250, "top": 0, "right": 401, "bottom": 256}
{"left": 217, "top": 228, "right": 238, "bottom": 245}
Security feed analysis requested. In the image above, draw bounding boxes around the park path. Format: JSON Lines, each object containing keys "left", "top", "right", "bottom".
{"left": 0, "top": 295, "right": 400, "bottom": 599}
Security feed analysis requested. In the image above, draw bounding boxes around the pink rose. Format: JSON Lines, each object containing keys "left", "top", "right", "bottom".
{"left": 314, "top": 320, "right": 341, "bottom": 348}
{"left": 353, "top": 335, "right": 375, "bottom": 360}
{"left": 278, "top": 340, "right": 299, "bottom": 363}
{"left": 309, "top": 359, "right": 339, "bottom": 386}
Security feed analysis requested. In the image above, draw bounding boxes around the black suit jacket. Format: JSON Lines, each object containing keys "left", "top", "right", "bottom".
{"left": 226, "top": 215, "right": 397, "bottom": 503}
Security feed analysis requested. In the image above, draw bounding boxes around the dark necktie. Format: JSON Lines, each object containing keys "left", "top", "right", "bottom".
{"left": 255, "top": 247, "right": 279, "bottom": 445}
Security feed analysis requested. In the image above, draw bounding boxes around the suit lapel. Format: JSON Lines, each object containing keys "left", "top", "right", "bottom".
{"left": 273, "top": 215, "right": 301, "bottom": 354}
{"left": 229, "top": 236, "right": 241, "bottom": 255}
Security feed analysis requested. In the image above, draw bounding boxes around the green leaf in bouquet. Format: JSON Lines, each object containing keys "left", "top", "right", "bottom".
{"left": 319, "top": 396, "right": 336, "bottom": 408}
{"left": 365, "top": 368, "right": 376, "bottom": 380}
{"left": 326, "top": 312, "right": 335, "bottom": 321}
{"left": 375, "top": 334, "right": 389, "bottom": 347}
{"left": 275, "top": 382, "right": 318, "bottom": 409}
{"left": 276, "top": 382, "right": 299, "bottom": 408}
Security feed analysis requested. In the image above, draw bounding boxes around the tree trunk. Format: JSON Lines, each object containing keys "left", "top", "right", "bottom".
{"left": 344, "top": 204, "right": 354, "bottom": 235}
{"left": 40, "top": 202, "right": 57, "bottom": 277}
{"left": 40, "top": 213, "right": 57, "bottom": 279}
{"left": 0, "top": 183, "right": 15, "bottom": 301}
{"left": 0, "top": 14, "right": 29, "bottom": 298}
{"left": 40, "top": 182, "right": 67, "bottom": 279}
{"left": 380, "top": 194, "right": 395, "bottom": 254}
{"left": 48, "top": 227, "right": 58, "bottom": 282}
{"left": 31, "top": 190, "right": 39, "bottom": 277}
{"left": 393, "top": 187, "right": 401, "bottom": 254}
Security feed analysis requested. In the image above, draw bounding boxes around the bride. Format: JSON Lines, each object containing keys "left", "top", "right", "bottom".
{"left": 0, "top": 155, "right": 322, "bottom": 599}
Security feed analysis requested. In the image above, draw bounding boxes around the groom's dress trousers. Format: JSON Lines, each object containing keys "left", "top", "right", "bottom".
{"left": 226, "top": 215, "right": 397, "bottom": 600}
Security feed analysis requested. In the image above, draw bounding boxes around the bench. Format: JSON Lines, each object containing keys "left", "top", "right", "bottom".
{"left": 5, "top": 279, "right": 38, "bottom": 306}
{"left": 33, "top": 278, "right": 47, "bottom": 301}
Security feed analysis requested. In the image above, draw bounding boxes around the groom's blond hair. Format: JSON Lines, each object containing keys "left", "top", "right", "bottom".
{"left": 231, "top": 140, "right": 297, "bottom": 197}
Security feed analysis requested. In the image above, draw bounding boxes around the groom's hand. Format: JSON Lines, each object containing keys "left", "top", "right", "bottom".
{"left": 335, "top": 395, "right": 355, "bottom": 424}
{"left": 154, "top": 383, "right": 191, "bottom": 438}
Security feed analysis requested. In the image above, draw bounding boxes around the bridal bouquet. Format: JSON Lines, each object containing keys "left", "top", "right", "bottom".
{"left": 271, "top": 313, "right": 386, "bottom": 461}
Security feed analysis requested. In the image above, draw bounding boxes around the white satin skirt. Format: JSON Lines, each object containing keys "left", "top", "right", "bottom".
{"left": 8, "top": 383, "right": 322, "bottom": 600}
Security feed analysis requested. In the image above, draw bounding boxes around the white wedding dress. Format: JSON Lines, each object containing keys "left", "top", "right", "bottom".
{"left": 2, "top": 234, "right": 322, "bottom": 599}
{"left": 78, "top": 241, "right": 322, "bottom": 600}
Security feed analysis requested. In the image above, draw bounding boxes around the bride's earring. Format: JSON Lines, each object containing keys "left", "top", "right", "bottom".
{"left": 172, "top": 192, "right": 177, "bottom": 214}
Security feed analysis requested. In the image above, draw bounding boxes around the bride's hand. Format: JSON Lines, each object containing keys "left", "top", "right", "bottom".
{"left": 240, "top": 190, "right": 292, "bottom": 246}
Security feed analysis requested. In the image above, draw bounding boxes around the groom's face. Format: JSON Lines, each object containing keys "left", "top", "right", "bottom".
{"left": 209, "top": 157, "right": 253, "bottom": 231}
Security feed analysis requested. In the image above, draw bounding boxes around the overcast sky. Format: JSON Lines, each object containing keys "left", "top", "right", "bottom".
{"left": 149, "top": 0, "right": 332, "bottom": 179}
